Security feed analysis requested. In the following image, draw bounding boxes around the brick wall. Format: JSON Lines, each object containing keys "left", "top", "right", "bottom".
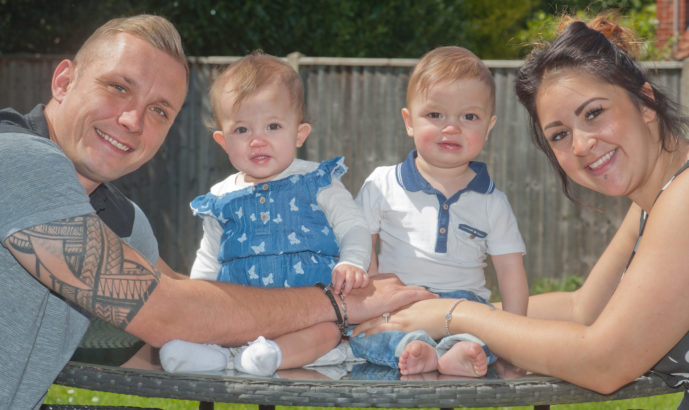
{"left": 657, "top": 0, "right": 688, "bottom": 49}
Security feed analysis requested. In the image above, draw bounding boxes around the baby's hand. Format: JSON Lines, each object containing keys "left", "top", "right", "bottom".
{"left": 331, "top": 263, "right": 369, "bottom": 296}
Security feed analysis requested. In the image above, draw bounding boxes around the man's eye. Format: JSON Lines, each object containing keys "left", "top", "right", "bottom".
{"left": 151, "top": 107, "right": 168, "bottom": 118}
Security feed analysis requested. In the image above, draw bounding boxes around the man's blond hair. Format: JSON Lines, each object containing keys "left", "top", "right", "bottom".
{"left": 75, "top": 14, "right": 188, "bottom": 80}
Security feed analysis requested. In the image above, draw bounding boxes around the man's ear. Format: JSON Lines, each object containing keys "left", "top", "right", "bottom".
{"left": 401, "top": 108, "right": 414, "bottom": 137}
{"left": 296, "top": 122, "right": 311, "bottom": 148}
{"left": 640, "top": 82, "right": 657, "bottom": 124}
{"left": 51, "top": 59, "right": 76, "bottom": 102}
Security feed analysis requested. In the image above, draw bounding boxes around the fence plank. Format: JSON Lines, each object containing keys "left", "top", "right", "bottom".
{"left": 1, "top": 56, "right": 683, "bottom": 293}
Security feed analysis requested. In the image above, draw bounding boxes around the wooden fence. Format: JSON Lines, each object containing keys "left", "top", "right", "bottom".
{"left": 2, "top": 54, "right": 687, "bottom": 292}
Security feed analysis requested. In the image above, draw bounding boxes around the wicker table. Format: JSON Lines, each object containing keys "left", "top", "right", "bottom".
{"left": 54, "top": 359, "right": 679, "bottom": 409}
{"left": 54, "top": 320, "right": 680, "bottom": 409}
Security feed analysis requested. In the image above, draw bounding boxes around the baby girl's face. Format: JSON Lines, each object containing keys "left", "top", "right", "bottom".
{"left": 212, "top": 83, "right": 310, "bottom": 184}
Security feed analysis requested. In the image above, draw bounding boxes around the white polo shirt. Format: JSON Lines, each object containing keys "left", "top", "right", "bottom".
{"left": 356, "top": 150, "right": 525, "bottom": 299}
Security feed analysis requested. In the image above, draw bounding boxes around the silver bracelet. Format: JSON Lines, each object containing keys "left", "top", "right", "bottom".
{"left": 445, "top": 299, "right": 465, "bottom": 336}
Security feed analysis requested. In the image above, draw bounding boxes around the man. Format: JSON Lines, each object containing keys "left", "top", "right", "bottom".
{"left": 0, "top": 15, "right": 432, "bottom": 409}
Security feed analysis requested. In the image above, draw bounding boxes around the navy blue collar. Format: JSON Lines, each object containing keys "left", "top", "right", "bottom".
{"left": 395, "top": 150, "right": 494, "bottom": 195}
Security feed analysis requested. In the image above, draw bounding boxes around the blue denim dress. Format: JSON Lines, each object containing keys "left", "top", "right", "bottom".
{"left": 191, "top": 157, "right": 345, "bottom": 288}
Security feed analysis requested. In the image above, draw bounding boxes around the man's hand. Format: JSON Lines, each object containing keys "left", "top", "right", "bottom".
{"left": 331, "top": 263, "right": 369, "bottom": 296}
{"left": 344, "top": 273, "right": 436, "bottom": 324}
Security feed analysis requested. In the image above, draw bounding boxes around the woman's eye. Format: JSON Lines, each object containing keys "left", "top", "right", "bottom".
{"left": 549, "top": 130, "right": 568, "bottom": 142}
{"left": 585, "top": 107, "right": 603, "bottom": 120}
{"left": 112, "top": 84, "right": 126, "bottom": 93}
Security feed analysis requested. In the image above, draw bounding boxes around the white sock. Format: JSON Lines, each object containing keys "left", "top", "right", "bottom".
{"left": 233, "top": 336, "right": 282, "bottom": 376}
{"left": 159, "top": 339, "right": 231, "bottom": 373}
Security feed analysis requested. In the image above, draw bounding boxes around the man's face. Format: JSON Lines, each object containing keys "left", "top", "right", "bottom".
{"left": 48, "top": 33, "right": 187, "bottom": 192}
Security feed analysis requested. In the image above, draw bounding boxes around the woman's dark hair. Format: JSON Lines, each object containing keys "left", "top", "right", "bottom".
{"left": 515, "top": 15, "right": 689, "bottom": 201}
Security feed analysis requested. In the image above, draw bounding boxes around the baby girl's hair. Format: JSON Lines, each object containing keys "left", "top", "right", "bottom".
{"left": 407, "top": 46, "right": 495, "bottom": 113}
{"left": 210, "top": 50, "right": 306, "bottom": 129}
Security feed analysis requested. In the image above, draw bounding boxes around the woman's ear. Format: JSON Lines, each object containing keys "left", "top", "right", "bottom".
{"left": 640, "top": 82, "right": 657, "bottom": 123}
{"left": 51, "top": 59, "right": 76, "bottom": 102}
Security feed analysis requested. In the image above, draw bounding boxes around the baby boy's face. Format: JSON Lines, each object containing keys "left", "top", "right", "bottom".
{"left": 402, "top": 78, "right": 497, "bottom": 174}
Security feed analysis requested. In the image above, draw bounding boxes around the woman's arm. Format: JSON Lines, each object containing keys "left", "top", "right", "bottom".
{"left": 355, "top": 191, "right": 689, "bottom": 393}
{"left": 525, "top": 203, "right": 640, "bottom": 323}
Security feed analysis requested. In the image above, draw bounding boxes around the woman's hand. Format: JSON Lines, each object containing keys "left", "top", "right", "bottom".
{"left": 344, "top": 274, "right": 437, "bottom": 324}
{"left": 351, "top": 298, "right": 456, "bottom": 339}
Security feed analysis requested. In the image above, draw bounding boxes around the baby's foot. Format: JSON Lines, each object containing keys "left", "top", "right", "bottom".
{"left": 398, "top": 340, "right": 438, "bottom": 375}
{"left": 437, "top": 341, "right": 488, "bottom": 377}
{"left": 159, "top": 339, "right": 230, "bottom": 373}
{"left": 234, "top": 336, "right": 282, "bottom": 377}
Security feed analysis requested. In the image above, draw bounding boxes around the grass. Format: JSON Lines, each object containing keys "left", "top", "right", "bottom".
{"left": 45, "top": 276, "right": 684, "bottom": 409}
{"left": 44, "top": 384, "right": 684, "bottom": 409}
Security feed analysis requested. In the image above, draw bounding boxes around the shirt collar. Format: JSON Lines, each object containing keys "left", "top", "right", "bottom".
{"left": 27, "top": 104, "right": 51, "bottom": 139}
{"left": 396, "top": 150, "right": 494, "bottom": 195}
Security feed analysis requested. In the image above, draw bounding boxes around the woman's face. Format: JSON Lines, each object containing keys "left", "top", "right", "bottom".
{"left": 535, "top": 70, "right": 658, "bottom": 198}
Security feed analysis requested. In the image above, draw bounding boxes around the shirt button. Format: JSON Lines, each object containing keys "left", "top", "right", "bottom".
{"left": 439, "top": 227, "right": 447, "bottom": 234}
{"left": 262, "top": 184, "right": 269, "bottom": 191}
{"left": 259, "top": 197, "right": 267, "bottom": 204}
{"left": 261, "top": 213, "right": 269, "bottom": 222}
{"left": 443, "top": 204, "right": 449, "bottom": 210}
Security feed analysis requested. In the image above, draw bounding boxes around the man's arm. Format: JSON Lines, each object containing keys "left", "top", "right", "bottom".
{"left": 156, "top": 257, "right": 188, "bottom": 280}
{"left": 5, "top": 213, "right": 433, "bottom": 346}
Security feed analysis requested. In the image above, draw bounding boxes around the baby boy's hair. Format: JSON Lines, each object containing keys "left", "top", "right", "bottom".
{"left": 210, "top": 50, "right": 306, "bottom": 129}
{"left": 407, "top": 46, "right": 495, "bottom": 113}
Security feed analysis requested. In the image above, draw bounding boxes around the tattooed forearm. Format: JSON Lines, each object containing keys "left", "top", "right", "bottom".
{"left": 6, "top": 214, "right": 160, "bottom": 328}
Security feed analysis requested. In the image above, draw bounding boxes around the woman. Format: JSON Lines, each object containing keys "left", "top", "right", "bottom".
{"left": 354, "top": 14, "right": 689, "bottom": 402}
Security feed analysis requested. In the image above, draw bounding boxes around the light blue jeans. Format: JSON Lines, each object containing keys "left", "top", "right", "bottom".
{"left": 349, "top": 289, "right": 498, "bottom": 369}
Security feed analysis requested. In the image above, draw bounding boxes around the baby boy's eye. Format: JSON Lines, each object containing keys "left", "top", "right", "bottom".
{"left": 427, "top": 112, "right": 442, "bottom": 119}
{"left": 234, "top": 126, "right": 248, "bottom": 134}
{"left": 464, "top": 113, "right": 478, "bottom": 121}
{"left": 268, "top": 123, "right": 281, "bottom": 130}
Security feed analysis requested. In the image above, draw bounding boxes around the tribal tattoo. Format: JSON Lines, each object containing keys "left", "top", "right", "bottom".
{"left": 7, "top": 214, "right": 160, "bottom": 328}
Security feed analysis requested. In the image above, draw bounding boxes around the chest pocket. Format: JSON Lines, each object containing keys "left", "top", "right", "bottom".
{"left": 452, "top": 223, "right": 488, "bottom": 261}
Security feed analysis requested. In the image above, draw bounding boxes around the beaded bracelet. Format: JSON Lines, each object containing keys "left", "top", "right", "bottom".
{"left": 337, "top": 290, "right": 348, "bottom": 334}
{"left": 315, "top": 282, "right": 346, "bottom": 335}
